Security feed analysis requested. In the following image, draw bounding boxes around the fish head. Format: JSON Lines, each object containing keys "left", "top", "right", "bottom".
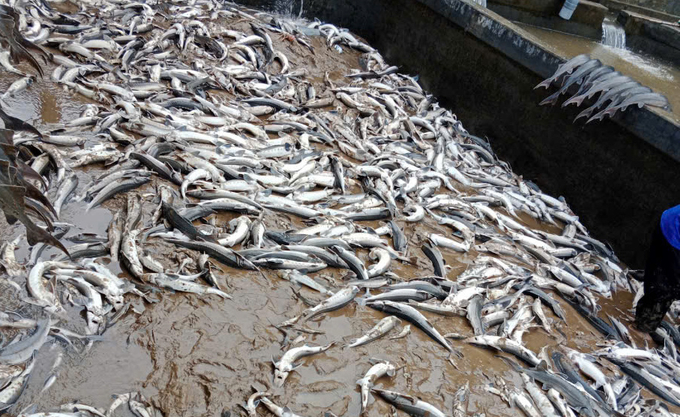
{"left": 86, "top": 311, "right": 101, "bottom": 335}
{"left": 370, "top": 388, "right": 396, "bottom": 401}
{"left": 273, "top": 368, "right": 289, "bottom": 387}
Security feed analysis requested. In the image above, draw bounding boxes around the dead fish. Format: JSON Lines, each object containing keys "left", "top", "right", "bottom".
{"left": 2, "top": 76, "right": 34, "bottom": 99}
{"left": 259, "top": 397, "right": 306, "bottom": 417}
{"left": 273, "top": 343, "right": 334, "bottom": 387}
{"left": 348, "top": 316, "right": 401, "bottom": 347}
{"left": 371, "top": 388, "right": 446, "bottom": 417}
{"left": 299, "top": 286, "right": 359, "bottom": 322}
{"left": 535, "top": 54, "right": 591, "bottom": 89}
{"left": 148, "top": 273, "right": 231, "bottom": 299}
{"left": 0, "top": 318, "right": 50, "bottom": 364}
{"left": 368, "top": 300, "right": 455, "bottom": 353}
{"left": 356, "top": 361, "right": 397, "bottom": 412}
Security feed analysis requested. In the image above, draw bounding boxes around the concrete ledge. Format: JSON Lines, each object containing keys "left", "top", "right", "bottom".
{"left": 602, "top": 0, "right": 680, "bottom": 19}
{"left": 618, "top": 10, "right": 680, "bottom": 65}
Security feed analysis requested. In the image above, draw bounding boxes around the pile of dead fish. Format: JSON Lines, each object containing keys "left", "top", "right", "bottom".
{"left": 0, "top": 0, "right": 679, "bottom": 416}
{"left": 536, "top": 54, "right": 671, "bottom": 122}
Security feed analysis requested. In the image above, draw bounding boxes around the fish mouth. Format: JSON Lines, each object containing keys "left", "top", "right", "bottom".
{"left": 273, "top": 371, "right": 288, "bottom": 387}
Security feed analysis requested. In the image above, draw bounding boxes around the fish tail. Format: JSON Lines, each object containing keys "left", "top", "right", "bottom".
{"left": 538, "top": 94, "right": 559, "bottom": 106}
{"left": 574, "top": 107, "right": 595, "bottom": 122}
{"left": 534, "top": 79, "right": 552, "bottom": 90}
{"left": 561, "top": 98, "right": 576, "bottom": 108}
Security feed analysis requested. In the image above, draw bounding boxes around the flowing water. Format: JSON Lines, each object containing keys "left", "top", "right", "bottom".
{"left": 601, "top": 17, "right": 627, "bottom": 49}
{"left": 273, "top": 0, "right": 302, "bottom": 18}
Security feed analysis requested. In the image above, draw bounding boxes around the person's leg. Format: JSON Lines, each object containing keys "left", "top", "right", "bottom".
{"left": 635, "top": 222, "right": 680, "bottom": 331}
{"left": 636, "top": 293, "right": 674, "bottom": 332}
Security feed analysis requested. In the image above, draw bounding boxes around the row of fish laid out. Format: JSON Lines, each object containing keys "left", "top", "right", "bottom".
{"left": 536, "top": 54, "right": 671, "bottom": 123}
{"left": 0, "top": 0, "right": 677, "bottom": 416}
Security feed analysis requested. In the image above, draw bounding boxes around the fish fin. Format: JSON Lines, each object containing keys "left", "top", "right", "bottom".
{"left": 386, "top": 367, "right": 396, "bottom": 377}
{"left": 496, "top": 355, "right": 522, "bottom": 372}
{"left": 534, "top": 80, "right": 552, "bottom": 90}
{"left": 355, "top": 378, "right": 365, "bottom": 386}
{"left": 561, "top": 97, "right": 579, "bottom": 108}
{"left": 538, "top": 94, "right": 559, "bottom": 106}
{"left": 535, "top": 360, "right": 548, "bottom": 371}
{"left": 355, "top": 296, "right": 368, "bottom": 306}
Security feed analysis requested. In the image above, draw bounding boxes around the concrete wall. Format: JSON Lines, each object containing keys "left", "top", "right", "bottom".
{"left": 601, "top": 0, "right": 680, "bottom": 20}
{"left": 488, "top": 0, "right": 607, "bottom": 40}
{"left": 609, "top": 0, "right": 680, "bottom": 16}
{"left": 235, "top": 0, "right": 680, "bottom": 268}
{"left": 618, "top": 11, "right": 680, "bottom": 66}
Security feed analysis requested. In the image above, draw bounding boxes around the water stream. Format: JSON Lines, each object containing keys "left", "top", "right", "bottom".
{"left": 601, "top": 17, "right": 627, "bottom": 49}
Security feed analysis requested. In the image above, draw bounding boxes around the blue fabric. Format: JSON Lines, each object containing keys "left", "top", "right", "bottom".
{"left": 661, "top": 205, "right": 680, "bottom": 250}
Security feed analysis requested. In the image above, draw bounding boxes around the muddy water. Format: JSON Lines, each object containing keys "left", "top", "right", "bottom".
{"left": 0, "top": 9, "right": 676, "bottom": 417}
{"left": 517, "top": 23, "right": 680, "bottom": 123}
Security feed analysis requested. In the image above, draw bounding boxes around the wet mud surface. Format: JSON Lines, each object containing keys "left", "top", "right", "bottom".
{"left": 0, "top": 3, "right": 677, "bottom": 417}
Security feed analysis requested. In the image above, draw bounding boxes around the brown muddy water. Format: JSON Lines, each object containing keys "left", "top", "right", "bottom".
{"left": 517, "top": 23, "right": 680, "bottom": 123}
{"left": 0, "top": 8, "right": 676, "bottom": 417}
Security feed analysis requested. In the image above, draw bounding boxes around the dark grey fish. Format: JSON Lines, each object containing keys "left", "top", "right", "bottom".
{"left": 368, "top": 300, "right": 455, "bottom": 353}
{"left": 329, "top": 154, "right": 345, "bottom": 194}
{"left": 344, "top": 207, "right": 391, "bottom": 221}
{"left": 86, "top": 177, "right": 149, "bottom": 211}
{"left": 388, "top": 280, "right": 447, "bottom": 299}
{"left": 552, "top": 351, "right": 608, "bottom": 406}
{"left": 388, "top": 220, "right": 407, "bottom": 253}
{"left": 422, "top": 243, "right": 446, "bottom": 278}
{"left": 512, "top": 284, "right": 566, "bottom": 321}
{"left": 331, "top": 246, "right": 368, "bottom": 280}
{"left": 371, "top": 389, "right": 446, "bottom": 417}
{"left": 467, "top": 295, "right": 485, "bottom": 335}
{"left": 162, "top": 202, "right": 216, "bottom": 243}
{"left": 502, "top": 357, "right": 596, "bottom": 417}
{"left": 608, "top": 358, "right": 680, "bottom": 407}
{"left": 130, "top": 152, "right": 182, "bottom": 185}
{"left": 283, "top": 245, "right": 348, "bottom": 268}
{"left": 164, "top": 239, "right": 257, "bottom": 270}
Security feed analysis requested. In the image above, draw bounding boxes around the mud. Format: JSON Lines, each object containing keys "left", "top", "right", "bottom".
{"left": 0, "top": 5, "right": 677, "bottom": 417}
